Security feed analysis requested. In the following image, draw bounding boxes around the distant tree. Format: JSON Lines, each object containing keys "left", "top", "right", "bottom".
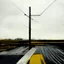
{"left": 8, "top": 39, "right": 12, "bottom": 40}
{"left": 15, "top": 38, "right": 23, "bottom": 40}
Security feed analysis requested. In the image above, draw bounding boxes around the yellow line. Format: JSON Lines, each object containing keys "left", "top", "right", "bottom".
{"left": 27, "top": 54, "right": 46, "bottom": 64}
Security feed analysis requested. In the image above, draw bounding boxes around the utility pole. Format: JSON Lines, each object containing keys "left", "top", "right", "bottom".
{"left": 28, "top": 0, "right": 56, "bottom": 49}
{"left": 29, "top": 7, "right": 31, "bottom": 49}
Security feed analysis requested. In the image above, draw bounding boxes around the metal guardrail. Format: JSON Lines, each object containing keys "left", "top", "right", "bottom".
{"left": 17, "top": 47, "right": 36, "bottom": 64}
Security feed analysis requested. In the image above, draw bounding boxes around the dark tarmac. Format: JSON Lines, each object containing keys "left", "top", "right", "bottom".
{"left": 0, "top": 45, "right": 64, "bottom": 64}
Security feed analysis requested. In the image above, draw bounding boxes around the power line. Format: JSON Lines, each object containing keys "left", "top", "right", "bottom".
{"left": 11, "top": 0, "right": 56, "bottom": 30}
{"left": 40, "top": 0, "right": 56, "bottom": 16}
{"left": 31, "top": 0, "right": 57, "bottom": 25}
{"left": 31, "top": 0, "right": 56, "bottom": 16}
{"left": 11, "top": 0, "right": 56, "bottom": 24}
{"left": 10, "top": 0, "right": 34, "bottom": 29}
{"left": 24, "top": 14, "right": 40, "bottom": 23}
{"left": 11, "top": 0, "right": 39, "bottom": 23}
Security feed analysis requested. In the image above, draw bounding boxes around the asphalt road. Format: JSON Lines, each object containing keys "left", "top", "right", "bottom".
{"left": 35, "top": 45, "right": 64, "bottom": 64}
{"left": 0, "top": 45, "right": 64, "bottom": 64}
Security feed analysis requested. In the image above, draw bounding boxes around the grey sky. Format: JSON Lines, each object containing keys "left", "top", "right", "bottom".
{"left": 0, "top": 0, "right": 64, "bottom": 39}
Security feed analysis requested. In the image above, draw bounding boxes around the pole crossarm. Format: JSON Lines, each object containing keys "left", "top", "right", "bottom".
{"left": 31, "top": 15, "right": 40, "bottom": 16}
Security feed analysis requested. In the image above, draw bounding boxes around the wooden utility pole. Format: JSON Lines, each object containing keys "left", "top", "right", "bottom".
{"left": 29, "top": 7, "right": 31, "bottom": 49}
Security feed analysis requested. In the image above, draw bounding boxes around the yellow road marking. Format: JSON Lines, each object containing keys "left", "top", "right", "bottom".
{"left": 27, "top": 54, "right": 46, "bottom": 64}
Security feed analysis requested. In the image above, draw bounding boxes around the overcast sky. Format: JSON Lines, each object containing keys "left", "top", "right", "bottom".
{"left": 0, "top": 0, "right": 64, "bottom": 39}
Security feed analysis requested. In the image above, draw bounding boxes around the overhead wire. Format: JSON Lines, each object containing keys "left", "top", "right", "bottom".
{"left": 31, "top": 0, "right": 56, "bottom": 16}
{"left": 11, "top": 0, "right": 40, "bottom": 31}
{"left": 11, "top": 0, "right": 57, "bottom": 39}
{"left": 11, "top": 0, "right": 39, "bottom": 23}
{"left": 31, "top": 0, "right": 57, "bottom": 32}
{"left": 40, "top": 0, "right": 56, "bottom": 16}
{"left": 11, "top": 0, "right": 33, "bottom": 30}
{"left": 31, "top": 0, "right": 57, "bottom": 31}
{"left": 11, "top": 0, "right": 57, "bottom": 31}
{"left": 11, "top": 0, "right": 56, "bottom": 24}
